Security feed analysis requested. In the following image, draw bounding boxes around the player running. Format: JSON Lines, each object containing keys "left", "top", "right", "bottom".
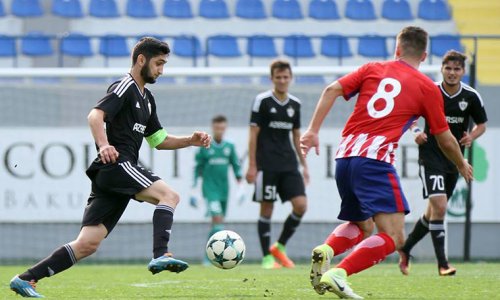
{"left": 300, "top": 27, "right": 473, "bottom": 299}
{"left": 192, "top": 115, "right": 242, "bottom": 264}
{"left": 246, "top": 59, "right": 309, "bottom": 269}
{"left": 9, "top": 37, "right": 211, "bottom": 298}
{"left": 399, "top": 50, "right": 487, "bottom": 276}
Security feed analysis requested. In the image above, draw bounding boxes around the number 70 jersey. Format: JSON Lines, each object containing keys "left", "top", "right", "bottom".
{"left": 336, "top": 61, "right": 449, "bottom": 165}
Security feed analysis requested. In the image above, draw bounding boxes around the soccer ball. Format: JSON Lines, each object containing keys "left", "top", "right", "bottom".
{"left": 206, "top": 230, "right": 245, "bottom": 269}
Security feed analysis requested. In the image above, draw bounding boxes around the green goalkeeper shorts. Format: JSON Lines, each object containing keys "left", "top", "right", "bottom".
{"left": 205, "top": 199, "right": 228, "bottom": 217}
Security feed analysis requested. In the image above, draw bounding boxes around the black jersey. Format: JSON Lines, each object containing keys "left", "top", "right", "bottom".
{"left": 250, "top": 90, "right": 301, "bottom": 172}
{"left": 419, "top": 81, "right": 488, "bottom": 173}
{"left": 93, "top": 73, "right": 164, "bottom": 164}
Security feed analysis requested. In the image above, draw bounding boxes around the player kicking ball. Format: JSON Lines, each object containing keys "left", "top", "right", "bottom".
{"left": 301, "top": 27, "right": 473, "bottom": 299}
{"left": 399, "top": 50, "right": 487, "bottom": 276}
{"left": 9, "top": 37, "right": 211, "bottom": 298}
{"left": 191, "top": 115, "right": 243, "bottom": 265}
{"left": 246, "top": 60, "right": 309, "bottom": 269}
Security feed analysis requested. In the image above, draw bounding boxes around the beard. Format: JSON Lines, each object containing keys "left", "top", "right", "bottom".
{"left": 140, "top": 63, "right": 156, "bottom": 84}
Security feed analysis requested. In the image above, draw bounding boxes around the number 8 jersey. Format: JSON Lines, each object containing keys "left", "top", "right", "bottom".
{"left": 336, "top": 61, "right": 449, "bottom": 165}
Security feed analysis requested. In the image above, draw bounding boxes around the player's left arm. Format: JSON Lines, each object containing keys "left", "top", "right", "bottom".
{"left": 154, "top": 132, "right": 211, "bottom": 150}
{"left": 459, "top": 94, "right": 488, "bottom": 147}
{"left": 229, "top": 144, "right": 243, "bottom": 182}
{"left": 293, "top": 129, "right": 309, "bottom": 185}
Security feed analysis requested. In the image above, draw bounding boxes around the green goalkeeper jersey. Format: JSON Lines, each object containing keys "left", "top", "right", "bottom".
{"left": 194, "top": 140, "right": 242, "bottom": 201}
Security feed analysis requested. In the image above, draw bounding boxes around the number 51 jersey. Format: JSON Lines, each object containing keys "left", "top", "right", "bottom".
{"left": 336, "top": 61, "right": 449, "bottom": 165}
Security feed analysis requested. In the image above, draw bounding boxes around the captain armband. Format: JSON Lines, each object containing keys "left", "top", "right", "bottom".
{"left": 145, "top": 129, "right": 168, "bottom": 148}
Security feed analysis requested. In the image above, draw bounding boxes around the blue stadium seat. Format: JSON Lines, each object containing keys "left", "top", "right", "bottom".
{"left": 207, "top": 35, "right": 241, "bottom": 57}
{"left": 284, "top": 35, "right": 314, "bottom": 58}
{"left": 99, "top": 35, "right": 129, "bottom": 57}
{"left": 127, "top": 0, "right": 156, "bottom": 18}
{"left": 345, "top": 0, "right": 376, "bottom": 20}
{"left": 321, "top": 34, "right": 352, "bottom": 58}
{"left": 247, "top": 35, "right": 277, "bottom": 57}
{"left": 358, "top": 35, "right": 388, "bottom": 58}
{"left": 61, "top": 33, "right": 93, "bottom": 57}
{"left": 21, "top": 32, "right": 53, "bottom": 56}
{"left": 163, "top": 0, "right": 193, "bottom": 18}
{"left": 418, "top": 0, "right": 451, "bottom": 20}
{"left": 0, "top": 35, "right": 16, "bottom": 57}
{"left": 173, "top": 35, "right": 203, "bottom": 57}
{"left": 89, "top": 0, "right": 119, "bottom": 18}
{"left": 52, "top": 0, "right": 83, "bottom": 18}
{"left": 236, "top": 0, "right": 266, "bottom": 19}
{"left": 199, "top": 0, "right": 229, "bottom": 19}
{"left": 12, "top": 0, "right": 43, "bottom": 17}
{"left": 430, "top": 35, "right": 463, "bottom": 57}
{"left": 382, "top": 0, "right": 413, "bottom": 20}
{"left": 309, "top": 0, "right": 340, "bottom": 20}
{"left": 0, "top": 0, "right": 6, "bottom": 17}
{"left": 272, "top": 0, "right": 303, "bottom": 20}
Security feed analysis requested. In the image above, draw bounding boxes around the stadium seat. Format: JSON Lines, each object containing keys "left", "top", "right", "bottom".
{"left": 99, "top": 35, "right": 129, "bottom": 57}
{"left": 163, "top": 0, "right": 193, "bottom": 18}
{"left": 207, "top": 35, "right": 241, "bottom": 57}
{"left": 21, "top": 32, "right": 53, "bottom": 56}
{"left": 284, "top": 35, "right": 315, "bottom": 58}
{"left": 199, "top": 0, "right": 229, "bottom": 19}
{"left": 89, "top": 0, "right": 120, "bottom": 18}
{"left": 12, "top": 0, "right": 43, "bottom": 17}
{"left": 235, "top": 0, "right": 266, "bottom": 19}
{"left": 345, "top": 0, "right": 376, "bottom": 20}
{"left": 173, "top": 35, "right": 203, "bottom": 57}
{"left": 0, "top": 0, "right": 6, "bottom": 17}
{"left": 430, "top": 35, "right": 463, "bottom": 57}
{"left": 126, "top": 0, "right": 157, "bottom": 18}
{"left": 247, "top": 35, "right": 277, "bottom": 57}
{"left": 272, "top": 0, "right": 303, "bottom": 20}
{"left": 0, "top": 35, "right": 16, "bottom": 57}
{"left": 321, "top": 34, "right": 352, "bottom": 58}
{"left": 309, "top": 0, "right": 340, "bottom": 20}
{"left": 382, "top": 0, "right": 413, "bottom": 20}
{"left": 358, "top": 35, "right": 388, "bottom": 58}
{"left": 61, "top": 33, "right": 93, "bottom": 57}
{"left": 418, "top": 0, "right": 451, "bottom": 20}
{"left": 52, "top": 0, "right": 84, "bottom": 18}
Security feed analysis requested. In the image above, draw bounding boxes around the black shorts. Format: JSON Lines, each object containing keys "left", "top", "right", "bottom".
{"left": 419, "top": 164, "right": 459, "bottom": 200}
{"left": 82, "top": 160, "right": 160, "bottom": 234}
{"left": 253, "top": 170, "right": 306, "bottom": 203}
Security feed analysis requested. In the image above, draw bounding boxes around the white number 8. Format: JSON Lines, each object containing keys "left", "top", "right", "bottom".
{"left": 367, "top": 78, "right": 401, "bottom": 119}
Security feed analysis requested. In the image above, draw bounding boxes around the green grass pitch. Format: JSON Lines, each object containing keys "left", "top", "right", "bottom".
{"left": 2, "top": 263, "right": 500, "bottom": 299}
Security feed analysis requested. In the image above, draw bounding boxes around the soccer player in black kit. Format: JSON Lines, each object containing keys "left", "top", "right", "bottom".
{"left": 9, "top": 37, "right": 211, "bottom": 298}
{"left": 399, "top": 50, "right": 487, "bottom": 276}
{"left": 246, "top": 60, "right": 309, "bottom": 269}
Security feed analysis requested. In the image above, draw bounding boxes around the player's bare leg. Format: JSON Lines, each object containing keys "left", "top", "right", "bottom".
{"left": 259, "top": 202, "right": 280, "bottom": 269}
{"left": 426, "top": 195, "right": 456, "bottom": 276}
{"left": 136, "top": 180, "right": 189, "bottom": 274}
{"left": 271, "top": 196, "right": 306, "bottom": 268}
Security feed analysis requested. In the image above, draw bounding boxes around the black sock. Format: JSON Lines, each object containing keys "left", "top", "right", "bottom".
{"left": 429, "top": 220, "right": 448, "bottom": 268}
{"left": 278, "top": 212, "right": 302, "bottom": 246}
{"left": 258, "top": 217, "right": 271, "bottom": 256}
{"left": 401, "top": 215, "right": 429, "bottom": 254}
{"left": 19, "top": 244, "right": 77, "bottom": 282}
{"left": 153, "top": 205, "right": 174, "bottom": 259}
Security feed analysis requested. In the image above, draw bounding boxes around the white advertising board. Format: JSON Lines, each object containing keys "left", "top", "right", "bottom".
{"left": 0, "top": 127, "right": 497, "bottom": 222}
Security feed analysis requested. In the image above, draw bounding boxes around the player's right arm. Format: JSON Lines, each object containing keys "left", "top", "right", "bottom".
{"left": 87, "top": 108, "right": 119, "bottom": 164}
{"left": 409, "top": 122, "right": 428, "bottom": 145}
{"left": 246, "top": 126, "right": 260, "bottom": 184}
{"left": 193, "top": 148, "right": 205, "bottom": 187}
{"left": 435, "top": 130, "right": 473, "bottom": 182}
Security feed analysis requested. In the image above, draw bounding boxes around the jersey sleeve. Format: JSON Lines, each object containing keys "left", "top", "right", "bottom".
{"left": 469, "top": 93, "right": 488, "bottom": 124}
{"left": 229, "top": 144, "right": 242, "bottom": 180}
{"left": 95, "top": 83, "right": 126, "bottom": 123}
{"left": 193, "top": 148, "right": 206, "bottom": 187}
{"left": 337, "top": 63, "right": 371, "bottom": 101}
{"left": 144, "top": 97, "right": 167, "bottom": 148}
{"left": 422, "top": 84, "right": 449, "bottom": 135}
{"left": 294, "top": 103, "right": 301, "bottom": 129}
{"left": 250, "top": 97, "right": 265, "bottom": 127}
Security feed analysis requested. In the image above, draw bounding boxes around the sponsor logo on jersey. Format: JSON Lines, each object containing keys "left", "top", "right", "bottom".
{"left": 269, "top": 121, "right": 293, "bottom": 130}
{"left": 459, "top": 98, "right": 468, "bottom": 111}
{"left": 446, "top": 116, "right": 465, "bottom": 124}
{"left": 223, "top": 147, "right": 231, "bottom": 156}
{"left": 209, "top": 157, "right": 229, "bottom": 165}
{"left": 133, "top": 123, "right": 146, "bottom": 134}
{"left": 270, "top": 107, "right": 277, "bottom": 114}
{"left": 287, "top": 106, "right": 295, "bottom": 118}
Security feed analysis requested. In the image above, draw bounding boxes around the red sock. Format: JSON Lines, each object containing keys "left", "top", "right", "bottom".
{"left": 336, "top": 233, "right": 395, "bottom": 276}
{"left": 324, "top": 222, "right": 364, "bottom": 256}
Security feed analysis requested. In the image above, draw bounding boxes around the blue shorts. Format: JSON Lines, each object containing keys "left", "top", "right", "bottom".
{"left": 335, "top": 157, "right": 410, "bottom": 221}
